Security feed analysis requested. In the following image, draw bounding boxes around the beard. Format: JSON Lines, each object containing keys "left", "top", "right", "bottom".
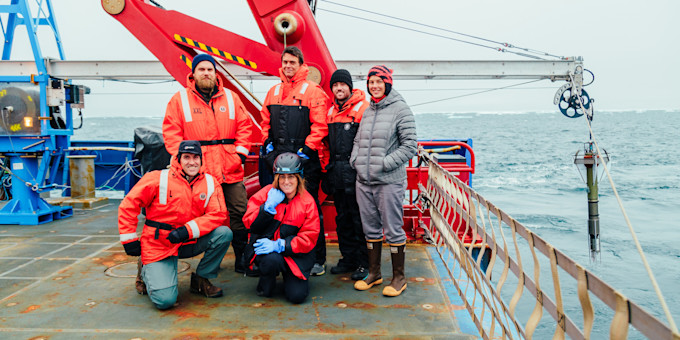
{"left": 196, "top": 76, "right": 216, "bottom": 93}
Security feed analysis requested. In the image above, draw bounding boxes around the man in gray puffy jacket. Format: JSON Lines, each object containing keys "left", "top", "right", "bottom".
{"left": 349, "top": 65, "right": 417, "bottom": 297}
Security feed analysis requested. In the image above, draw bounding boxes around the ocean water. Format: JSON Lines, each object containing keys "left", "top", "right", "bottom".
{"left": 73, "top": 110, "right": 680, "bottom": 337}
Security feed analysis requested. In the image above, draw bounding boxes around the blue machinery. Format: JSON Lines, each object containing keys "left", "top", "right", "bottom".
{"left": 0, "top": 0, "right": 74, "bottom": 224}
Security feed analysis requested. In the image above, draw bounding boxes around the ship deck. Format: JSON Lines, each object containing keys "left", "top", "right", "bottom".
{"left": 0, "top": 200, "right": 479, "bottom": 339}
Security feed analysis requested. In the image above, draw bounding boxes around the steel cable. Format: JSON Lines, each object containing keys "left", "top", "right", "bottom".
{"left": 411, "top": 79, "right": 543, "bottom": 107}
{"left": 571, "top": 75, "right": 679, "bottom": 333}
{"left": 321, "top": 1, "right": 565, "bottom": 60}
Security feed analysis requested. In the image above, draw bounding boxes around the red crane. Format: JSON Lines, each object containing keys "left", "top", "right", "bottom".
{"left": 102, "top": 0, "right": 337, "bottom": 144}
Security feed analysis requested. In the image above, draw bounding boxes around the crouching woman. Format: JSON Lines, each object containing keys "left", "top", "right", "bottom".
{"left": 243, "top": 153, "right": 320, "bottom": 304}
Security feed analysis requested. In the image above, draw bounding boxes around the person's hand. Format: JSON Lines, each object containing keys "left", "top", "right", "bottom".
{"left": 266, "top": 142, "right": 274, "bottom": 154}
{"left": 297, "top": 145, "right": 313, "bottom": 160}
{"left": 166, "top": 226, "right": 190, "bottom": 244}
{"left": 123, "top": 240, "right": 141, "bottom": 256}
{"left": 253, "top": 238, "right": 285, "bottom": 255}
{"left": 264, "top": 188, "right": 285, "bottom": 214}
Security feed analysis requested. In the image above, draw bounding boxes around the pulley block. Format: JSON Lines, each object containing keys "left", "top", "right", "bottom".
{"left": 554, "top": 84, "right": 591, "bottom": 118}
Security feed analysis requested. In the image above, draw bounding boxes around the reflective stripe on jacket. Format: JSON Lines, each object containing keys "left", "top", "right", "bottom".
{"left": 163, "top": 73, "right": 253, "bottom": 184}
{"left": 118, "top": 159, "right": 227, "bottom": 265}
{"left": 260, "top": 65, "right": 328, "bottom": 155}
{"left": 243, "top": 184, "right": 320, "bottom": 280}
{"left": 326, "top": 89, "right": 368, "bottom": 193}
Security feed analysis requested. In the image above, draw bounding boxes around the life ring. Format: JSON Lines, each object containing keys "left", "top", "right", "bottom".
{"left": 272, "top": 12, "right": 305, "bottom": 44}
{"left": 274, "top": 13, "right": 298, "bottom": 37}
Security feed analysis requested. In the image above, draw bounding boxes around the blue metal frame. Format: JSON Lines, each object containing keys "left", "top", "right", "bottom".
{"left": 58, "top": 140, "right": 140, "bottom": 195}
{"left": 1, "top": 0, "right": 65, "bottom": 64}
{"left": 1, "top": 0, "right": 72, "bottom": 224}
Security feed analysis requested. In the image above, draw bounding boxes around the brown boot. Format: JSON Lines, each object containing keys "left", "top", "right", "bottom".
{"left": 135, "top": 258, "right": 147, "bottom": 295}
{"left": 190, "top": 272, "right": 223, "bottom": 298}
{"left": 383, "top": 244, "right": 407, "bottom": 297}
{"left": 354, "top": 240, "right": 383, "bottom": 291}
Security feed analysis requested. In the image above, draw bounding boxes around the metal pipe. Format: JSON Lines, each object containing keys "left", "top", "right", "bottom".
{"left": 67, "top": 146, "right": 134, "bottom": 152}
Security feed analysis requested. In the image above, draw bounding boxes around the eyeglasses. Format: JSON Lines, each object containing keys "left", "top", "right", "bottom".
{"left": 278, "top": 174, "right": 297, "bottom": 182}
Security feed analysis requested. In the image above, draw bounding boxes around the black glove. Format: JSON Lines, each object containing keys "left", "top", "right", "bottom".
{"left": 300, "top": 145, "right": 314, "bottom": 159}
{"left": 123, "top": 240, "right": 141, "bottom": 256}
{"left": 166, "top": 226, "right": 190, "bottom": 244}
{"left": 238, "top": 153, "right": 247, "bottom": 164}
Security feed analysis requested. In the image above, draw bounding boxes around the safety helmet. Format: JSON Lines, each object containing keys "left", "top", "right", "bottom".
{"left": 273, "top": 152, "right": 303, "bottom": 174}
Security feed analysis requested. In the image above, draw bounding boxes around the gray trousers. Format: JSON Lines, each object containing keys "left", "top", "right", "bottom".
{"left": 142, "top": 226, "right": 232, "bottom": 310}
{"left": 355, "top": 181, "right": 407, "bottom": 244}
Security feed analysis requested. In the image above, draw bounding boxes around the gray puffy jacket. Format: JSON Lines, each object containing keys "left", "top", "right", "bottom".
{"left": 350, "top": 89, "right": 417, "bottom": 185}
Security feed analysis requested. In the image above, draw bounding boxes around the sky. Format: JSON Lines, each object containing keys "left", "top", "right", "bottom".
{"left": 4, "top": 0, "right": 680, "bottom": 117}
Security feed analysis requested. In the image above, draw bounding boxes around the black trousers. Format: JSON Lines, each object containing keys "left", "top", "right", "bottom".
{"left": 259, "top": 151, "right": 325, "bottom": 265}
{"left": 257, "top": 253, "right": 309, "bottom": 304}
{"left": 334, "top": 190, "right": 368, "bottom": 268}
{"left": 303, "top": 158, "right": 325, "bottom": 266}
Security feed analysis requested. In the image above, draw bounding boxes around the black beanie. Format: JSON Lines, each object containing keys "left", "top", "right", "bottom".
{"left": 178, "top": 140, "right": 202, "bottom": 157}
{"left": 330, "top": 69, "right": 353, "bottom": 90}
{"left": 191, "top": 54, "right": 216, "bottom": 73}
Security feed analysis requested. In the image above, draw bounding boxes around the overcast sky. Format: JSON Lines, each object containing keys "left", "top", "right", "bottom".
{"left": 5, "top": 0, "right": 680, "bottom": 116}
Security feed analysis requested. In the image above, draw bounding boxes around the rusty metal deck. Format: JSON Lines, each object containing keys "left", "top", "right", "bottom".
{"left": 0, "top": 200, "right": 478, "bottom": 339}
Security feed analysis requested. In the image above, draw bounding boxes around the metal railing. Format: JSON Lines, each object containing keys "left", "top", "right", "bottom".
{"left": 418, "top": 150, "right": 678, "bottom": 339}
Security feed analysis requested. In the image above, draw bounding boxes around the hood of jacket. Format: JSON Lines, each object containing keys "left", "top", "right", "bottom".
{"left": 334, "top": 88, "right": 366, "bottom": 112}
{"left": 172, "top": 152, "right": 206, "bottom": 184}
{"left": 278, "top": 64, "right": 310, "bottom": 85}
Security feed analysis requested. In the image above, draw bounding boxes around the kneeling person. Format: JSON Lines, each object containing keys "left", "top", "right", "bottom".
{"left": 243, "top": 153, "right": 320, "bottom": 304}
{"left": 118, "top": 140, "right": 233, "bottom": 310}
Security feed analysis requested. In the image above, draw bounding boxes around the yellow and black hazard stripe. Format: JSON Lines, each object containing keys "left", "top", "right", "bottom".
{"left": 180, "top": 54, "right": 192, "bottom": 69}
{"left": 174, "top": 34, "right": 258, "bottom": 70}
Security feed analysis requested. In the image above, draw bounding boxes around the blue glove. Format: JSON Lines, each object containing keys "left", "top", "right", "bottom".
{"left": 263, "top": 188, "right": 285, "bottom": 214}
{"left": 297, "top": 147, "right": 310, "bottom": 160}
{"left": 266, "top": 142, "right": 274, "bottom": 154}
{"left": 254, "top": 238, "right": 285, "bottom": 255}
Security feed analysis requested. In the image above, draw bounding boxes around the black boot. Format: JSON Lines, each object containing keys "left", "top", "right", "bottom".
{"left": 232, "top": 229, "right": 248, "bottom": 273}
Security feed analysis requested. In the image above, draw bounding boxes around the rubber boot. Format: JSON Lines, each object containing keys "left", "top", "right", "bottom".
{"left": 232, "top": 229, "right": 248, "bottom": 273}
{"left": 354, "top": 239, "right": 383, "bottom": 290}
{"left": 135, "top": 257, "right": 147, "bottom": 295}
{"left": 190, "top": 272, "right": 223, "bottom": 298}
{"left": 382, "top": 244, "right": 407, "bottom": 297}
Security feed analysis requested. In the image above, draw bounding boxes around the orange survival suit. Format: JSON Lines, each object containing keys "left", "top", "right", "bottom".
{"left": 259, "top": 65, "right": 329, "bottom": 171}
{"left": 118, "top": 158, "right": 227, "bottom": 265}
{"left": 325, "top": 88, "right": 369, "bottom": 194}
{"left": 163, "top": 73, "right": 253, "bottom": 184}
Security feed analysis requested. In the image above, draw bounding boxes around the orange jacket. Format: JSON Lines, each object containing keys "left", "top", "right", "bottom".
{"left": 325, "top": 89, "right": 369, "bottom": 192}
{"left": 163, "top": 73, "right": 253, "bottom": 184}
{"left": 327, "top": 88, "right": 368, "bottom": 125}
{"left": 118, "top": 159, "right": 227, "bottom": 265}
{"left": 260, "top": 65, "right": 328, "bottom": 154}
{"left": 243, "top": 184, "right": 320, "bottom": 279}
